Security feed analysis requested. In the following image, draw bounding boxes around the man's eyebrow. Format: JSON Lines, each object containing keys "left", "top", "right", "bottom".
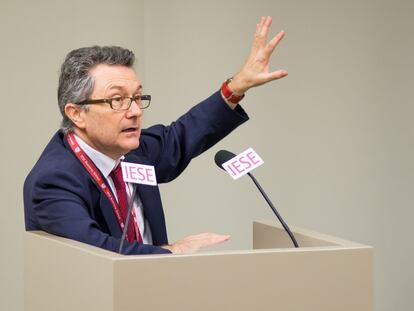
{"left": 107, "top": 85, "right": 143, "bottom": 92}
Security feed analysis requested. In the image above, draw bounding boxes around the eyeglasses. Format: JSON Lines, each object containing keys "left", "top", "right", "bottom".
{"left": 76, "top": 95, "right": 151, "bottom": 111}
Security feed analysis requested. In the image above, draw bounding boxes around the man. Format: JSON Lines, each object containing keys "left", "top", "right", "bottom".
{"left": 24, "top": 16, "right": 288, "bottom": 255}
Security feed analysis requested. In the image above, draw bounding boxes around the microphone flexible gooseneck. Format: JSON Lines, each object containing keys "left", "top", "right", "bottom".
{"left": 119, "top": 184, "right": 138, "bottom": 253}
{"left": 118, "top": 154, "right": 140, "bottom": 254}
{"left": 214, "top": 149, "right": 299, "bottom": 248}
{"left": 246, "top": 172, "right": 298, "bottom": 248}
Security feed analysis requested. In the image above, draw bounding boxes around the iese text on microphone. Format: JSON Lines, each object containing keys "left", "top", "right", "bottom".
{"left": 222, "top": 148, "right": 264, "bottom": 180}
{"left": 121, "top": 162, "right": 157, "bottom": 186}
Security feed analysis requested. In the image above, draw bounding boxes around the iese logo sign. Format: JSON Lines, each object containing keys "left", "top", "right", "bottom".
{"left": 121, "top": 162, "right": 157, "bottom": 186}
{"left": 222, "top": 148, "right": 264, "bottom": 180}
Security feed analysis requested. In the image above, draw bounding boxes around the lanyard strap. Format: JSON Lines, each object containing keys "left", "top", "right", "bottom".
{"left": 66, "top": 132, "right": 139, "bottom": 241}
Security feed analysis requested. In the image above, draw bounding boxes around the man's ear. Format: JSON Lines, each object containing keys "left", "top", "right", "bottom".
{"left": 64, "top": 103, "right": 87, "bottom": 129}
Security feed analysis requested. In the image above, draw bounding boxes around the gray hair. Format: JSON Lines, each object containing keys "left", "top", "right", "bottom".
{"left": 57, "top": 46, "right": 135, "bottom": 133}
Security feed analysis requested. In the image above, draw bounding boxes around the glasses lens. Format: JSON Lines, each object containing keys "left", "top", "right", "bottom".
{"left": 110, "top": 96, "right": 151, "bottom": 110}
{"left": 110, "top": 97, "right": 126, "bottom": 110}
{"left": 139, "top": 95, "right": 151, "bottom": 109}
{"left": 132, "top": 95, "right": 150, "bottom": 109}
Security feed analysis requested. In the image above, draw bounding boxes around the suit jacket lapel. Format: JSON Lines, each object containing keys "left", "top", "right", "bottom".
{"left": 126, "top": 152, "right": 169, "bottom": 246}
{"left": 136, "top": 184, "right": 168, "bottom": 246}
{"left": 63, "top": 134, "right": 123, "bottom": 238}
{"left": 99, "top": 193, "right": 123, "bottom": 238}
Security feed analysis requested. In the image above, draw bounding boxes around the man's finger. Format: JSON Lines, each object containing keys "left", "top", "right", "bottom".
{"left": 205, "top": 233, "right": 231, "bottom": 245}
{"left": 267, "top": 69, "right": 289, "bottom": 82}
{"left": 259, "top": 16, "right": 272, "bottom": 41}
{"left": 255, "top": 16, "right": 265, "bottom": 36}
{"left": 256, "top": 16, "right": 266, "bottom": 35}
{"left": 168, "top": 233, "right": 231, "bottom": 254}
{"left": 192, "top": 233, "right": 230, "bottom": 244}
{"left": 265, "top": 30, "right": 286, "bottom": 57}
{"left": 254, "top": 16, "right": 271, "bottom": 47}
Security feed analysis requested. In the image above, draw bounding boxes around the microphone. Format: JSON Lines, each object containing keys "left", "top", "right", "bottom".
{"left": 119, "top": 154, "right": 140, "bottom": 254}
{"left": 214, "top": 149, "right": 237, "bottom": 168}
{"left": 215, "top": 150, "right": 299, "bottom": 248}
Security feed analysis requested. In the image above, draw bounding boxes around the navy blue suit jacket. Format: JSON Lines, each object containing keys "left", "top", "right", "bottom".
{"left": 24, "top": 91, "right": 248, "bottom": 254}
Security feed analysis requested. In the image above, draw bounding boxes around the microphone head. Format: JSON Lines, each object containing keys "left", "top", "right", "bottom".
{"left": 214, "top": 150, "right": 237, "bottom": 170}
{"left": 123, "top": 154, "right": 140, "bottom": 164}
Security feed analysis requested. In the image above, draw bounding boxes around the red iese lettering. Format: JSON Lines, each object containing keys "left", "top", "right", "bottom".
{"left": 239, "top": 155, "right": 252, "bottom": 170}
{"left": 145, "top": 168, "right": 155, "bottom": 183}
{"left": 129, "top": 166, "right": 137, "bottom": 180}
{"left": 137, "top": 167, "right": 146, "bottom": 181}
{"left": 246, "top": 151, "right": 260, "bottom": 165}
{"left": 231, "top": 159, "right": 245, "bottom": 174}
{"left": 225, "top": 163, "right": 237, "bottom": 176}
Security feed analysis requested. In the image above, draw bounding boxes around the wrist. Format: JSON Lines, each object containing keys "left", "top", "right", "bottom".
{"left": 161, "top": 243, "right": 181, "bottom": 254}
{"left": 221, "top": 78, "right": 245, "bottom": 105}
{"left": 227, "top": 74, "right": 249, "bottom": 95}
{"left": 161, "top": 244, "right": 174, "bottom": 253}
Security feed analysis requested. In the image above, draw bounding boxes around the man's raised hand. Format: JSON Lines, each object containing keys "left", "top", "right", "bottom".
{"left": 229, "top": 16, "right": 288, "bottom": 95}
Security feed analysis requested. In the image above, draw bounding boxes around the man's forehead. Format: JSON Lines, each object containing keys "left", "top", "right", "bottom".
{"left": 104, "top": 79, "right": 142, "bottom": 91}
{"left": 99, "top": 78, "right": 142, "bottom": 97}
{"left": 89, "top": 64, "right": 141, "bottom": 92}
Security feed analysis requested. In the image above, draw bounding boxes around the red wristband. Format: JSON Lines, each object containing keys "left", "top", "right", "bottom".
{"left": 221, "top": 78, "right": 245, "bottom": 104}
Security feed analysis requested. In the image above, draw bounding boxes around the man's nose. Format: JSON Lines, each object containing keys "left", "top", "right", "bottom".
{"left": 126, "top": 100, "right": 143, "bottom": 117}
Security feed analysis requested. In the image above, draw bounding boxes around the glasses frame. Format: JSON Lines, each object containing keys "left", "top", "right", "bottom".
{"left": 76, "top": 94, "right": 151, "bottom": 111}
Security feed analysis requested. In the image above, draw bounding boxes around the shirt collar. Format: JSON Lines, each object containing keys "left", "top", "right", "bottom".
{"left": 73, "top": 134, "right": 124, "bottom": 178}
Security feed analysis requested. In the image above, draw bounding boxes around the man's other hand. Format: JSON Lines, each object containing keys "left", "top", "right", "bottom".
{"left": 161, "top": 233, "right": 230, "bottom": 254}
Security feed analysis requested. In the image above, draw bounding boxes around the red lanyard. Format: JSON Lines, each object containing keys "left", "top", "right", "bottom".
{"left": 66, "top": 132, "right": 140, "bottom": 242}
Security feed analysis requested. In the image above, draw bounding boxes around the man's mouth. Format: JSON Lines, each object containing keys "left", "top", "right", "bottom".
{"left": 122, "top": 127, "right": 139, "bottom": 133}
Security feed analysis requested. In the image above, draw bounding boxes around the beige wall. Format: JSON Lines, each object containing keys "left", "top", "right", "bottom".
{"left": 1, "top": 0, "right": 412, "bottom": 310}
{"left": 0, "top": 1, "right": 145, "bottom": 310}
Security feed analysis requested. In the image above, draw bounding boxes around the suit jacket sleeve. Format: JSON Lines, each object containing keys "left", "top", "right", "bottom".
{"left": 136, "top": 90, "right": 249, "bottom": 182}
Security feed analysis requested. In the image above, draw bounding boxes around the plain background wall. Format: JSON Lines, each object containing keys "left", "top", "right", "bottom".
{"left": 0, "top": 1, "right": 146, "bottom": 310}
{"left": 0, "top": 0, "right": 412, "bottom": 310}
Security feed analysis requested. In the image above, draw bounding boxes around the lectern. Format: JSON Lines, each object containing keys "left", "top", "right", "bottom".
{"left": 24, "top": 221, "right": 373, "bottom": 311}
